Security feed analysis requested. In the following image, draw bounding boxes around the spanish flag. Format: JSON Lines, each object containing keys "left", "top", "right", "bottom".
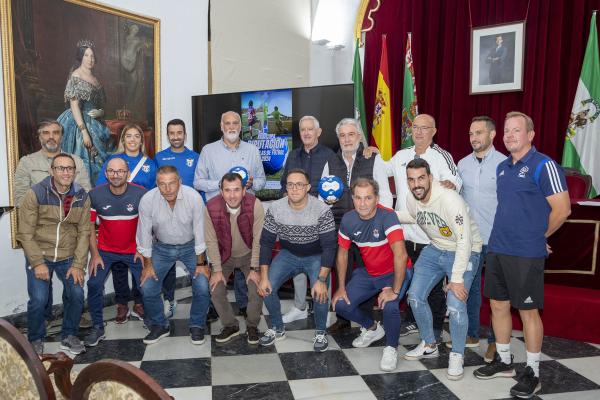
{"left": 372, "top": 34, "right": 394, "bottom": 160}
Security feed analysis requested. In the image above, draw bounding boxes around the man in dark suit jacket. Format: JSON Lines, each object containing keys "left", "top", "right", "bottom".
{"left": 487, "top": 35, "right": 508, "bottom": 84}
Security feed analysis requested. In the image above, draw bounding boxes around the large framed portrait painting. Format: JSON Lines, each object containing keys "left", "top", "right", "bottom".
{"left": 470, "top": 21, "right": 525, "bottom": 94}
{"left": 1, "top": 0, "right": 160, "bottom": 246}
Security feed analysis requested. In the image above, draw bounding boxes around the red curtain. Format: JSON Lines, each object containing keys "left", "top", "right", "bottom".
{"left": 362, "top": 0, "right": 600, "bottom": 161}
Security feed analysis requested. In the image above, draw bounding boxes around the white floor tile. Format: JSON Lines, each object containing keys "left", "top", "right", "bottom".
{"left": 142, "top": 335, "right": 211, "bottom": 361}
{"left": 430, "top": 365, "right": 518, "bottom": 400}
{"left": 557, "top": 356, "right": 600, "bottom": 385}
{"left": 211, "top": 353, "right": 287, "bottom": 385}
{"left": 289, "top": 375, "right": 377, "bottom": 400}
{"left": 343, "top": 346, "right": 427, "bottom": 375}
{"left": 166, "top": 386, "right": 211, "bottom": 400}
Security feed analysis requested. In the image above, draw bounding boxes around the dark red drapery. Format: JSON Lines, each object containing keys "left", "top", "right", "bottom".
{"left": 362, "top": 0, "right": 600, "bottom": 161}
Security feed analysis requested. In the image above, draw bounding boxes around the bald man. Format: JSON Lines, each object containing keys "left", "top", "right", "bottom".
{"left": 384, "top": 113, "right": 462, "bottom": 341}
{"left": 84, "top": 157, "right": 148, "bottom": 347}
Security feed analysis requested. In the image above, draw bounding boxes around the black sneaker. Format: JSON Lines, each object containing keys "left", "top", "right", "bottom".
{"left": 190, "top": 327, "right": 206, "bottom": 345}
{"left": 215, "top": 326, "right": 240, "bottom": 343}
{"left": 143, "top": 325, "right": 170, "bottom": 344}
{"left": 399, "top": 323, "right": 419, "bottom": 337}
{"left": 60, "top": 335, "right": 86, "bottom": 355}
{"left": 474, "top": 353, "right": 516, "bottom": 379}
{"left": 83, "top": 328, "right": 106, "bottom": 347}
{"left": 510, "top": 366, "right": 541, "bottom": 399}
{"left": 247, "top": 326, "right": 260, "bottom": 345}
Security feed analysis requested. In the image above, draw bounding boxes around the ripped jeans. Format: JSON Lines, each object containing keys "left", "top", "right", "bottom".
{"left": 407, "top": 245, "right": 480, "bottom": 355}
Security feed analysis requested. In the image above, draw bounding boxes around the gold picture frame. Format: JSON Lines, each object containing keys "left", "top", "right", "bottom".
{"left": 1, "top": 0, "right": 160, "bottom": 248}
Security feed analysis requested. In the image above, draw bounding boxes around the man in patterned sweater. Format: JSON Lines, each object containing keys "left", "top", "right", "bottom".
{"left": 258, "top": 168, "right": 337, "bottom": 352}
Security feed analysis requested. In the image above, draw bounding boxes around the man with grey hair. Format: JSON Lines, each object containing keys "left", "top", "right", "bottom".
{"left": 194, "top": 111, "right": 266, "bottom": 200}
{"left": 322, "top": 117, "right": 393, "bottom": 332}
{"left": 279, "top": 115, "right": 335, "bottom": 324}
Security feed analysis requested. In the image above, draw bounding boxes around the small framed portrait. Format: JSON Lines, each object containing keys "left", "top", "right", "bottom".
{"left": 470, "top": 21, "right": 525, "bottom": 94}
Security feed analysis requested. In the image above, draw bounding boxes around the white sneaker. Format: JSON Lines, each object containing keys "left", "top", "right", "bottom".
{"left": 404, "top": 340, "right": 439, "bottom": 360}
{"left": 352, "top": 322, "right": 385, "bottom": 348}
{"left": 447, "top": 352, "right": 464, "bottom": 380}
{"left": 380, "top": 346, "right": 398, "bottom": 371}
{"left": 282, "top": 306, "right": 308, "bottom": 323}
{"left": 164, "top": 299, "right": 178, "bottom": 319}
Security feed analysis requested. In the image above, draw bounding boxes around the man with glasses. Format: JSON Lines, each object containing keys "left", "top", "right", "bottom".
{"left": 84, "top": 157, "right": 147, "bottom": 347}
{"left": 258, "top": 169, "right": 337, "bottom": 352}
{"left": 384, "top": 113, "right": 462, "bottom": 342}
{"left": 14, "top": 119, "right": 92, "bottom": 332}
{"left": 17, "top": 153, "right": 91, "bottom": 355}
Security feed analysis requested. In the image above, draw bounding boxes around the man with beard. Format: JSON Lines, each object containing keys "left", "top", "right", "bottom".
{"left": 454, "top": 116, "right": 505, "bottom": 359}
{"left": 194, "top": 111, "right": 266, "bottom": 200}
{"left": 13, "top": 119, "right": 92, "bottom": 332}
{"left": 399, "top": 158, "right": 482, "bottom": 381}
{"left": 84, "top": 157, "right": 147, "bottom": 347}
{"left": 155, "top": 119, "right": 201, "bottom": 319}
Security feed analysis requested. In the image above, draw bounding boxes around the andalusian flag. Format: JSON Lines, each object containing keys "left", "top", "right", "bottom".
{"left": 562, "top": 12, "right": 600, "bottom": 197}
{"left": 353, "top": 38, "right": 368, "bottom": 141}
{"left": 372, "top": 34, "right": 394, "bottom": 160}
{"left": 401, "top": 33, "right": 418, "bottom": 149}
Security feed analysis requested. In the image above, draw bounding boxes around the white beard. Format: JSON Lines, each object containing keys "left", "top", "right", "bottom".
{"left": 224, "top": 131, "right": 240, "bottom": 143}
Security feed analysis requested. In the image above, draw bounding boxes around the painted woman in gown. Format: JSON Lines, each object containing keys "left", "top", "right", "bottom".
{"left": 58, "top": 39, "right": 114, "bottom": 184}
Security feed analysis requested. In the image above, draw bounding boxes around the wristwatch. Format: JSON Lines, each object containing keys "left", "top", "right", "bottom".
{"left": 318, "top": 276, "right": 327, "bottom": 283}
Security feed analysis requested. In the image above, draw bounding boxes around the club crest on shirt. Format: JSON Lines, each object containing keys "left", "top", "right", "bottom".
{"left": 518, "top": 166, "right": 529, "bottom": 178}
{"left": 126, "top": 203, "right": 134, "bottom": 212}
{"left": 439, "top": 226, "right": 453, "bottom": 237}
{"left": 186, "top": 158, "right": 194, "bottom": 167}
{"left": 373, "top": 229, "right": 380, "bottom": 239}
{"left": 142, "top": 164, "right": 150, "bottom": 173}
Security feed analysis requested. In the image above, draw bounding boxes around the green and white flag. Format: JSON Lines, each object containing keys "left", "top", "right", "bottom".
{"left": 352, "top": 38, "right": 368, "bottom": 141}
{"left": 401, "top": 33, "right": 418, "bottom": 149}
{"left": 562, "top": 12, "right": 600, "bottom": 197}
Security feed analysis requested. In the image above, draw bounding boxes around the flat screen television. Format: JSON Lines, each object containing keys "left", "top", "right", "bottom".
{"left": 191, "top": 84, "right": 354, "bottom": 200}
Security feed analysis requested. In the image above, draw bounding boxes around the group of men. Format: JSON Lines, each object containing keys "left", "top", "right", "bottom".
{"left": 16, "top": 109, "right": 569, "bottom": 399}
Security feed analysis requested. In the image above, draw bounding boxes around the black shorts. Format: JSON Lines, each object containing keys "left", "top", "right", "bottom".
{"left": 484, "top": 252, "right": 545, "bottom": 310}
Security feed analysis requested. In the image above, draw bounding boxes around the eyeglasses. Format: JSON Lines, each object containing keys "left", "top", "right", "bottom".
{"left": 106, "top": 169, "right": 128, "bottom": 176}
{"left": 286, "top": 182, "right": 308, "bottom": 190}
{"left": 52, "top": 166, "right": 75, "bottom": 173}
{"left": 412, "top": 125, "right": 434, "bottom": 132}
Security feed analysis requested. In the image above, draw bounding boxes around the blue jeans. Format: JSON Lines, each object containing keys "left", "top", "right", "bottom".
{"left": 87, "top": 251, "right": 143, "bottom": 329}
{"left": 141, "top": 241, "right": 209, "bottom": 329}
{"left": 25, "top": 254, "right": 54, "bottom": 321}
{"left": 335, "top": 267, "right": 413, "bottom": 346}
{"left": 467, "top": 245, "right": 487, "bottom": 338}
{"left": 26, "top": 257, "right": 84, "bottom": 341}
{"left": 408, "top": 245, "right": 480, "bottom": 355}
{"left": 112, "top": 261, "right": 143, "bottom": 305}
{"left": 263, "top": 249, "right": 329, "bottom": 331}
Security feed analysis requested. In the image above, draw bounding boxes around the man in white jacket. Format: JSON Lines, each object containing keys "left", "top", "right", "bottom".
{"left": 398, "top": 158, "right": 482, "bottom": 381}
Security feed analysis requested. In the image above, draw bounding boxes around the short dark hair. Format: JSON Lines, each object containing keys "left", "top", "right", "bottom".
{"left": 37, "top": 119, "right": 62, "bottom": 135}
{"left": 166, "top": 118, "right": 186, "bottom": 133}
{"left": 220, "top": 172, "right": 243, "bottom": 188}
{"left": 156, "top": 165, "right": 180, "bottom": 177}
{"left": 470, "top": 116, "right": 496, "bottom": 132}
{"left": 51, "top": 153, "right": 75, "bottom": 168}
{"left": 406, "top": 158, "right": 431, "bottom": 175}
{"left": 287, "top": 168, "right": 310, "bottom": 182}
{"left": 351, "top": 177, "right": 379, "bottom": 196}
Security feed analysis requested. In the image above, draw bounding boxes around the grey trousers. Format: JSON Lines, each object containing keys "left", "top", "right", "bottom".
{"left": 211, "top": 254, "right": 263, "bottom": 328}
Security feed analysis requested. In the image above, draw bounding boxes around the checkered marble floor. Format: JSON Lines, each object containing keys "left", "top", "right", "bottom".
{"left": 41, "top": 287, "right": 600, "bottom": 400}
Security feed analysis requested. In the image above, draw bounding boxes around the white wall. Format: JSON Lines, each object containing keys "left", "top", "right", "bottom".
{"left": 0, "top": 0, "right": 209, "bottom": 317}
{"left": 210, "top": 0, "right": 312, "bottom": 93}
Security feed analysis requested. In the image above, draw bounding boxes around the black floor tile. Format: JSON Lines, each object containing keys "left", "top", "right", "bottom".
{"left": 74, "top": 338, "right": 146, "bottom": 363}
{"left": 212, "top": 381, "right": 294, "bottom": 399}
{"left": 279, "top": 350, "right": 358, "bottom": 380}
{"left": 517, "top": 361, "right": 600, "bottom": 395}
{"left": 516, "top": 335, "right": 600, "bottom": 359}
{"left": 362, "top": 370, "right": 460, "bottom": 400}
{"left": 140, "top": 358, "right": 211, "bottom": 388}
{"left": 330, "top": 327, "right": 386, "bottom": 349}
{"left": 411, "top": 344, "right": 486, "bottom": 369}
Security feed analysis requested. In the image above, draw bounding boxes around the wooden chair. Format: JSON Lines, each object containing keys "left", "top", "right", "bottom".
{"left": 0, "top": 318, "right": 56, "bottom": 399}
{"left": 70, "top": 359, "right": 173, "bottom": 400}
